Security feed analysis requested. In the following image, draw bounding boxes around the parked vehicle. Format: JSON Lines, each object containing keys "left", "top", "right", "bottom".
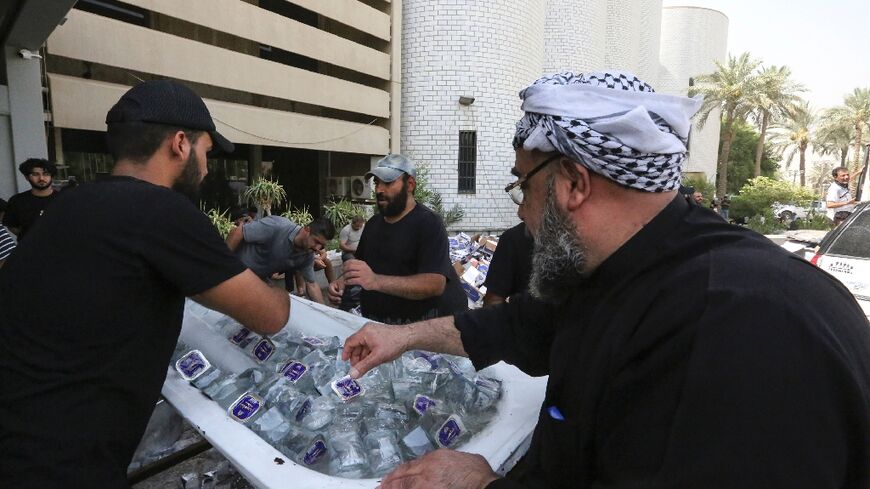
{"left": 772, "top": 200, "right": 825, "bottom": 225}
{"left": 810, "top": 202, "right": 870, "bottom": 317}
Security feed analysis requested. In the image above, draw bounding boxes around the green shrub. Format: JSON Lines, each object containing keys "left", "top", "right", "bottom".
{"left": 323, "top": 198, "right": 370, "bottom": 229}
{"left": 413, "top": 164, "right": 465, "bottom": 227}
{"left": 730, "top": 176, "right": 816, "bottom": 223}
{"left": 795, "top": 211, "right": 831, "bottom": 230}
{"left": 243, "top": 177, "right": 286, "bottom": 216}
{"left": 745, "top": 208, "right": 787, "bottom": 234}
{"left": 281, "top": 205, "right": 313, "bottom": 227}
{"left": 204, "top": 208, "right": 234, "bottom": 239}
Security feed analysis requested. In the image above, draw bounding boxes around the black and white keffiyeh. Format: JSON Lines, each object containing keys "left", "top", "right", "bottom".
{"left": 514, "top": 71, "right": 703, "bottom": 192}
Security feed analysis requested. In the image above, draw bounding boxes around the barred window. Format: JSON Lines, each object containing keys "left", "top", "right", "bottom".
{"left": 458, "top": 131, "right": 477, "bottom": 193}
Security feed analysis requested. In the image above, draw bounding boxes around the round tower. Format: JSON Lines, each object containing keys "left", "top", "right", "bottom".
{"left": 659, "top": 7, "right": 729, "bottom": 183}
{"left": 401, "top": 0, "right": 548, "bottom": 231}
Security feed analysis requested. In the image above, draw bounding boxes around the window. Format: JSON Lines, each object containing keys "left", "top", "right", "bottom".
{"left": 458, "top": 131, "right": 476, "bottom": 193}
{"left": 827, "top": 207, "right": 870, "bottom": 259}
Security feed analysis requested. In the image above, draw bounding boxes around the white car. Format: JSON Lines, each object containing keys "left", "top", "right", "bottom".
{"left": 810, "top": 202, "right": 870, "bottom": 317}
{"left": 772, "top": 201, "right": 825, "bottom": 225}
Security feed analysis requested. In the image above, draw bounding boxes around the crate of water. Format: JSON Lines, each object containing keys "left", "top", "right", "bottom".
{"left": 161, "top": 296, "right": 546, "bottom": 488}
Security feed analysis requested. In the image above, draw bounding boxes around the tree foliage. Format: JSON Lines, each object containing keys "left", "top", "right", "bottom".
{"left": 768, "top": 101, "right": 816, "bottom": 187}
{"left": 691, "top": 52, "right": 762, "bottom": 198}
{"left": 824, "top": 87, "right": 870, "bottom": 172}
{"left": 746, "top": 65, "right": 804, "bottom": 177}
{"left": 721, "top": 120, "right": 779, "bottom": 194}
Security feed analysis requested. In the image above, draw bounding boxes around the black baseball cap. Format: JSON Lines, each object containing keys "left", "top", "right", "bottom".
{"left": 106, "top": 80, "right": 234, "bottom": 155}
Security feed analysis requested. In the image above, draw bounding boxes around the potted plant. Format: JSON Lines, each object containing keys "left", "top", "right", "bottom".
{"left": 243, "top": 177, "right": 287, "bottom": 216}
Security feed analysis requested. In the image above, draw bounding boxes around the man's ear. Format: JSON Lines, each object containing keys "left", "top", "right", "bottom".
{"left": 168, "top": 131, "right": 189, "bottom": 161}
{"left": 558, "top": 158, "right": 591, "bottom": 211}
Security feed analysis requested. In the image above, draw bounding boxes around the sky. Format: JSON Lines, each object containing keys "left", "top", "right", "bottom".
{"left": 662, "top": 0, "right": 870, "bottom": 111}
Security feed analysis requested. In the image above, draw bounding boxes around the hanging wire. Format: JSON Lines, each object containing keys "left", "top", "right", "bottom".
{"left": 212, "top": 115, "right": 380, "bottom": 146}
{"left": 125, "top": 72, "right": 382, "bottom": 146}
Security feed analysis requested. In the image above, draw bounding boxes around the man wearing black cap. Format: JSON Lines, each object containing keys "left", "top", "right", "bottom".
{"left": 3, "top": 157, "right": 59, "bottom": 239}
{"left": 328, "top": 154, "right": 467, "bottom": 324}
{"left": 0, "top": 80, "right": 290, "bottom": 488}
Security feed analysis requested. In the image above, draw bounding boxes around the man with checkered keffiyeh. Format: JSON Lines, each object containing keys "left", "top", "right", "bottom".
{"left": 341, "top": 71, "right": 870, "bottom": 489}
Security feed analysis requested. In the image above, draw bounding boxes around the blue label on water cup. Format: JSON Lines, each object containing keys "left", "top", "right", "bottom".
{"left": 253, "top": 338, "right": 275, "bottom": 362}
{"left": 436, "top": 415, "right": 465, "bottom": 448}
{"left": 302, "top": 336, "right": 325, "bottom": 347}
{"left": 295, "top": 398, "right": 312, "bottom": 422}
{"left": 331, "top": 375, "right": 364, "bottom": 401}
{"left": 230, "top": 327, "right": 251, "bottom": 345}
{"left": 413, "top": 394, "right": 436, "bottom": 415}
{"left": 444, "top": 358, "right": 464, "bottom": 376}
{"left": 228, "top": 393, "right": 263, "bottom": 423}
{"left": 461, "top": 282, "right": 481, "bottom": 302}
{"left": 413, "top": 351, "right": 442, "bottom": 370}
{"left": 175, "top": 350, "right": 211, "bottom": 381}
{"left": 280, "top": 361, "right": 308, "bottom": 383}
{"left": 303, "top": 440, "right": 327, "bottom": 466}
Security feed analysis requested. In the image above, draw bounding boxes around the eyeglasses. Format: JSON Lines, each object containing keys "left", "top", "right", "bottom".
{"left": 504, "top": 154, "right": 561, "bottom": 205}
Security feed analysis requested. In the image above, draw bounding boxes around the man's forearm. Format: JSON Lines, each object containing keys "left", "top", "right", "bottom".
{"left": 307, "top": 282, "right": 326, "bottom": 304}
{"left": 483, "top": 292, "right": 506, "bottom": 306}
{"left": 405, "top": 315, "right": 468, "bottom": 357}
{"left": 226, "top": 225, "right": 244, "bottom": 251}
{"left": 828, "top": 200, "right": 855, "bottom": 209}
{"left": 376, "top": 273, "right": 445, "bottom": 300}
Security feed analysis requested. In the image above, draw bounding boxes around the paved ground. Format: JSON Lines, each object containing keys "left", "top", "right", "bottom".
{"left": 132, "top": 446, "right": 254, "bottom": 489}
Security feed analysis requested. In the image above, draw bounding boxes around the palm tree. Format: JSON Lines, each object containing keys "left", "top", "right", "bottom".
{"left": 747, "top": 65, "right": 804, "bottom": 177}
{"left": 691, "top": 52, "right": 762, "bottom": 198}
{"left": 816, "top": 116, "right": 855, "bottom": 167}
{"left": 768, "top": 101, "right": 815, "bottom": 187}
{"left": 824, "top": 87, "right": 870, "bottom": 173}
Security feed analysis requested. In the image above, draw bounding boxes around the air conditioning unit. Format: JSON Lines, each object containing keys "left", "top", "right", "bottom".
{"left": 349, "top": 176, "right": 368, "bottom": 199}
{"left": 326, "top": 177, "right": 349, "bottom": 197}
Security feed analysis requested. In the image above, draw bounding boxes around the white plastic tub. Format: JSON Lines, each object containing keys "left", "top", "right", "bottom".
{"left": 161, "top": 296, "right": 546, "bottom": 489}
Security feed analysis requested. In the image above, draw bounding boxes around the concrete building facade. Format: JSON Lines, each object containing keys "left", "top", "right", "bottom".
{"left": 4, "top": 1, "right": 728, "bottom": 232}
{"left": 3, "top": 0, "right": 401, "bottom": 216}
{"left": 402, "top": 0, "right": 725, "bottom": 231}
{"left": 0, "top": 0, "right": 77, "bottom": 199}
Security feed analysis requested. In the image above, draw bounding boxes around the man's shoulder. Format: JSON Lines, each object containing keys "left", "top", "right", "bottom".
{"left": 407, "top": 203, "right": 444, "bottom": 226}
{"left": 7, "top": 191, "right": 31, "bottom": 204}
{"left": 501, "top": 222, "right": 529, "bottom": 241}
{"left": 262, "top": 215, "right": 293, "bottom": 226}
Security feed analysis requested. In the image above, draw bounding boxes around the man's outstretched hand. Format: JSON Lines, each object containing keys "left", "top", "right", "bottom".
{"left": 377, "top": 449, "right": 499, "bottom": 489}
{"left": 342, "top": 322, "right": 411, "bottom": 379}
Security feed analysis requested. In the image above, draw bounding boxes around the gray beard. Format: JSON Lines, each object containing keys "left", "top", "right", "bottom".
{"left": 528, "top": 177, "right": 588, "bottom": 304}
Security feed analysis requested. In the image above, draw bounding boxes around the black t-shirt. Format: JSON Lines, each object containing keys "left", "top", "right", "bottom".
{"left": 483, "top": 222, "right": 533, "bottom": 299}
{"left": 456, "top": 196, "right": 870, "bottom": 489}
{"left": 2, "top": 190, "right": 58, "bottom": 239}
{"left": 0, "top": 176, "right": 246, "bottom": 488}
{"left": 355, "top": 203, "right": 467, "bottom": 324}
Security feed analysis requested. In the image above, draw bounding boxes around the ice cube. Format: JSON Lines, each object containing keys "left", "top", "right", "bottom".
{"left": 327, "top": 425, "right": 369, "bottom": 478}
{"left": 299, "top": 395, "right": 334, "bottom": 431}
{"left": 250, "top": 406, "right": 293, "bottom": 445}
{"left": 364, "top": 429, "right": 403, "bottom": 477}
